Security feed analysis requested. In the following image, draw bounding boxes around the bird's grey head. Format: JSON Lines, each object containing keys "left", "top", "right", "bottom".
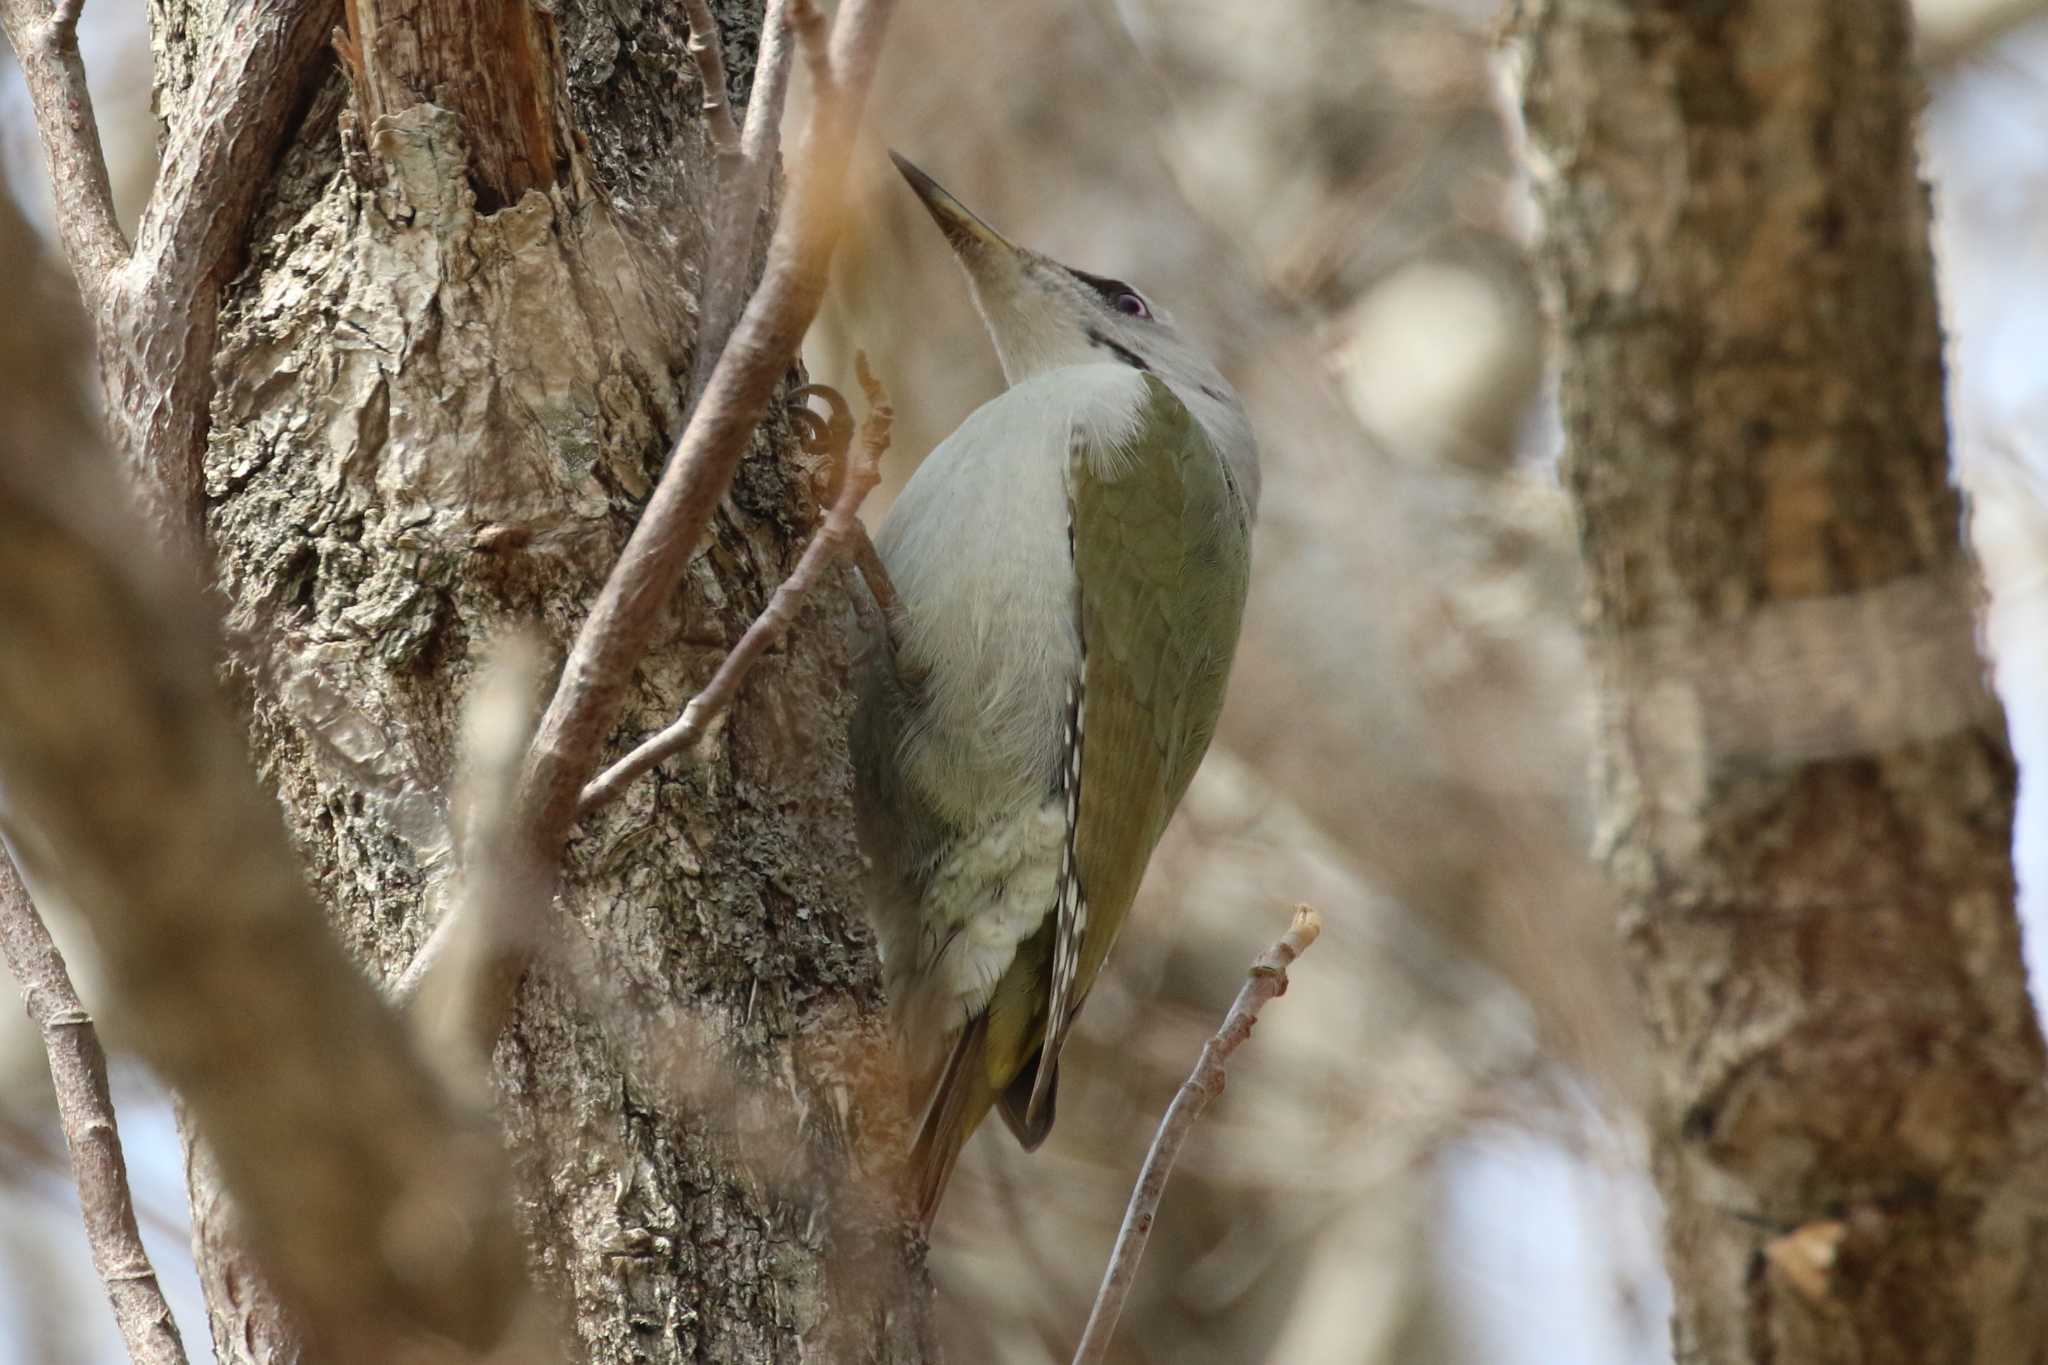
{"left": 893, "top": 153, "right": 1222, "bottom": 380}
{"left": 891, "top": 152, "right": 1259, "bottom": 512}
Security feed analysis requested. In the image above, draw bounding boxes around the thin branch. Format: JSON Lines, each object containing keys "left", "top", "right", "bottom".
{"left": 682, "top": 0, "right": 742, "bottom": 166}
{"left": 0, "top": 847, "right": 189, "bottom": 1365}
{"left": 683, "top": 0, "right": 798, "bottom": 412}
{"left": 0, "top": 0, "right": 130, "bottom": 308}
{"left": 1072, "top": 905, "right": 1325, "bottom": 1365}
{"left": 515, "top": 0, "right": 898, "bottom": 878}
{"left": 579, "top": 356, "right": 894, "bottom": 815}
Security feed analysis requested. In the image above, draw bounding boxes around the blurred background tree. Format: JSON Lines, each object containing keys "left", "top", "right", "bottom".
{"left": 1515, "top": 1, "right": 2048, "bottom": 1358}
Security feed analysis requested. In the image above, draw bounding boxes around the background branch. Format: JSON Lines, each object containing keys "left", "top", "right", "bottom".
{"left": 0, "top": 847, "right": 188, "bottom": 1365}
{"left": 1072, "top": 905, "right": 1324, "bottom": 1365}
{"left": 1918, "top": 0, "right": 2048, "bottom": 66}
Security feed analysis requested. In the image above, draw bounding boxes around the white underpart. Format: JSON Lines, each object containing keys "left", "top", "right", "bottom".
{"left": 884, "top": 799, "right": 1067, "bottom": 1066}
{"left": 870, "top": 363, "right": 1151, "bottom": 1065}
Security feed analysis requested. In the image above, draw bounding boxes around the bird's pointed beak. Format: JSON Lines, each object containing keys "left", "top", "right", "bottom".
{"left": 891, "top": 151, "right": 1049, "bottom": 385}
{"left": 890, "top": 151, "right": 1018, "bottom": 264}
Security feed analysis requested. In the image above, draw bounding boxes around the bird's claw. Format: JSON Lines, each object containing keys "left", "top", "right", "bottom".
{"left": 793, "top": 381, "right": 857, "bottom": 466}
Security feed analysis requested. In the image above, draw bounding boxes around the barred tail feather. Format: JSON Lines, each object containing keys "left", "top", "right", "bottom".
{"left": 910, "top": 1017, "right": 999, "bottom": 1227}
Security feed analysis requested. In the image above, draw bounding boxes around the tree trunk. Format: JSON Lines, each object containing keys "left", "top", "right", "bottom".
{"left": 1513, "top": 2, "right": 2048, "bottom": 1361}
{"left": 152, "top": 0, "right": 928, "bottom": 1359}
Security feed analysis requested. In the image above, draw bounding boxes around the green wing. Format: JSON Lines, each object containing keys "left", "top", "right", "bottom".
{"left": 1003, "top": 372, "right": 1252, "bottom": 1137}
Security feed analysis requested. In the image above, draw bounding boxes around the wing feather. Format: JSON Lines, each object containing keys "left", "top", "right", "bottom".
{"left": 1024, "top": 672, "right": 1088, "bottom": 1128}
{"left": 998, "top": 371, "right": 1252, "bottom": 1141}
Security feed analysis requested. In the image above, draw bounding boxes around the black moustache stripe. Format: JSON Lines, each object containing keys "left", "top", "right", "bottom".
{"left": 1085, "top": 328, "right": 1150, "bottom": 372}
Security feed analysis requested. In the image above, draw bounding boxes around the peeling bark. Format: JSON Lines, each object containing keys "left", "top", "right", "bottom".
{"left": 1512, "top": 2, "right": 2048, "bottom": 1361}
{"left": 338, "top": 0, "right": 566, "bottom": 209}
{"left": 160, "top": 0, "right": 929, "bottom": 1358}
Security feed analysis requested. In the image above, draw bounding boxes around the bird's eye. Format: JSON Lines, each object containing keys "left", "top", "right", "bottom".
{"left": 1069, "top": 268, "right": 1153, "bottom": 320}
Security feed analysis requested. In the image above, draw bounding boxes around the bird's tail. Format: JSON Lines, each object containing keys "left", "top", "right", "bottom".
{"left": 909, "top": 1016, "right": 1000, "bottom": 1228}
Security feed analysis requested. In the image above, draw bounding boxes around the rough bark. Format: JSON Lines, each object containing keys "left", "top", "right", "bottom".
{"left": 1513, "top": 3, "right": 2048, "bottom": 1362}
{"left": 337, "top": 0, "right": 565, "bottom": 210}
{"left": 156, "top": 0, "right": 928, "bottom": 1359}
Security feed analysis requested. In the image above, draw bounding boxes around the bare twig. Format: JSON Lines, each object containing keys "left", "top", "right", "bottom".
{"left": 683, "top": 0, "right": 798, "bottom": 412}
{"left": 401, "top": 375, "right": 872, "bottom": 1005}
{"left": 1072, "top": 905, "right": 1324, "bottom": 1365}
{"left": 0, "top": 848, "right": 189, "bottom": 1365}
{"left": 579, "top": 357, "right": 894, "bottom": 815}
{"left": 515, "top": 0, "right": 898, "bottom": 884}
{"left": 0, "top": 0, "right": 129, "bottom": 307}
{"left": 682, "top": 0, "right": 742, "bottom": 166}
